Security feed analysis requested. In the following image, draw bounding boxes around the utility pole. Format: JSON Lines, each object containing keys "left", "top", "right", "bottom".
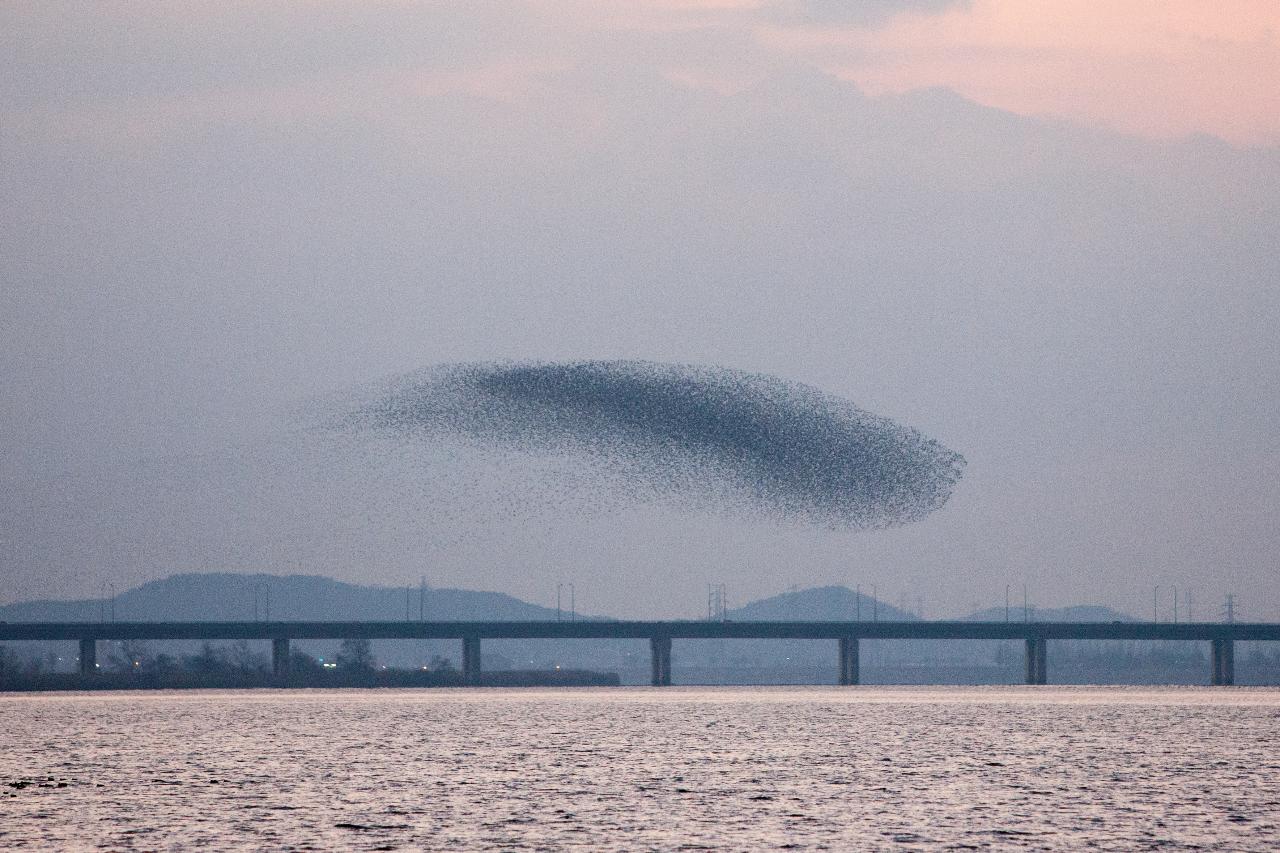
{"left": 1153, "top": 585, "right": 1160, "bottom": 623}
{"left": 556, "top": 584, "right": 562, "bottom": 622}
{"left": 1005, "top": 585, "right": 1010, "bottom": 623}
{"left": 405, "top": 585, "right": 412, "bottom": 621}
{"left": 1172, "top": 585, "right": 1178, "bottom": 623}
{"left": 1023, "top": 585, "right": 1028, "bottom": 623}
{"left": 1225, "top": 593, "right": 1236, "bottom": 624}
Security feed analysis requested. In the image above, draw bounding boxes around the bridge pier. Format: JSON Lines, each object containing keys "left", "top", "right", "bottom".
{"left": 272, "top": 638, "right": 291, "bottom": 678}
{"left": 78, "top": 638, "right": 96, "bottom": 676}
{"left": 1211, "top": 638, "right": 1235, "bottom": 685}
{"left": 838, "top": 637, "right": 859, "bottom": 685}
{"left": 650, "top": 636, "right": 672, "bottom": 686}
{"left": 462, "top": 637, "right": 481, "bottom": 685}
{"left": 1024, "top": 638, "right": 1047, "bottom": 685}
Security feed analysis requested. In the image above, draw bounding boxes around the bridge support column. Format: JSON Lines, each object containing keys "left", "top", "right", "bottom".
{"left": 78, "top": 638, "right": 96, "bottom": 676}
{"left": 462, "top": 637, "right": 481, "bottom": 685}
{"left": 1024, "top": 638, "right": 1047, "bottom": 685}
{"left": 272, "top": 638, "right": 291, "bottom": 678}
{"left": 650, "top": 637, "right": 672, "bottom": 686}
{"left": 1211, "top": 638, "right": 1235, "bottom": 686}
{"left": 838, "top": 637, "right": 859, "bottom": 685}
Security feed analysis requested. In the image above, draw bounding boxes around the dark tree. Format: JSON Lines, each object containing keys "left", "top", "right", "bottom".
{"left": 229, "top": 639, "right": 266, "bottom": 673}
{"left": 336, "top": 638, "right": 376, "bottom": 671}
{"left": 186, "top": 642, "right": 229, "bottom": 674}
{"left": 289, "top": 648, "right": 323, "bottom": 673}
{"left": 108, "top": 639, "right": 152, "bottom": 672}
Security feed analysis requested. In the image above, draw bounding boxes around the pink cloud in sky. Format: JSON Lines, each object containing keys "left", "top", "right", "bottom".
{"left": 7, "top": 1, "right": 1276, "bottom": 147}
{"left": 758, "top": 0, "right": 1280, "bottom": 144}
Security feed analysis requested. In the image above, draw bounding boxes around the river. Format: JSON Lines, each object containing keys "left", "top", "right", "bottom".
{"left": 2, "top": 686, "right": 1278, "bottom": 850}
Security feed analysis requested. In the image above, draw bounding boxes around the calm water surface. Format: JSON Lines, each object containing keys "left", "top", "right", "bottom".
{"left": 2, "top": 686, "right": 1278, "bottom": 851}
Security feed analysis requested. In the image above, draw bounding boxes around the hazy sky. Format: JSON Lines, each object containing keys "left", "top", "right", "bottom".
{"left": 2, "top": 1, "right": 1278, "bottom": 619}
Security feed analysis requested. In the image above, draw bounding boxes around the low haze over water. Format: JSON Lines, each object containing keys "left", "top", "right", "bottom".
{"left": 3, "top": 687, "right": 1278, "bottom": 850}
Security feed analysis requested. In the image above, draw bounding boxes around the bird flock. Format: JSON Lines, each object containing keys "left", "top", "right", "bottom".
{"left": 328, "top": 360, "right": 965, "bottom": 529}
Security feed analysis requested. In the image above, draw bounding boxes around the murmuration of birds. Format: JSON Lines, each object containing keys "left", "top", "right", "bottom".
{"left": 327, "top": 361, "right": 965, "bottom": 529}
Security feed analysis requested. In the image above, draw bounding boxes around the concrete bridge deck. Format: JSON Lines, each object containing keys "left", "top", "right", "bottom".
{"left": 3, "top": 620, "right": 1276, "bottom": 686}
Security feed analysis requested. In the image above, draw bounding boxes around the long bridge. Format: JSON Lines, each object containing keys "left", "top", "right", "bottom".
{"left": 4, "top": 620, "right": 1277, "bottom": 686}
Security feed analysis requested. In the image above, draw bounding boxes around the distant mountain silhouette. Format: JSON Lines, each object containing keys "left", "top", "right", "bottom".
{"left": 0, "top": 575, "right": 1135, "bottom": 625}
{"left": 728, "top": 585, "right": 916, "bottom": 622}
{"left": 0, "top": 573, "right": 561, "bottom": 624}
{"left": 3, "top": 575, "right": 926, "bottom": 626}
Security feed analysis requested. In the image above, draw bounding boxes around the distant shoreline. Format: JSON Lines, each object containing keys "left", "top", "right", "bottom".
{"left": 0, "top": 669, "right": 620, "bottom": 692}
